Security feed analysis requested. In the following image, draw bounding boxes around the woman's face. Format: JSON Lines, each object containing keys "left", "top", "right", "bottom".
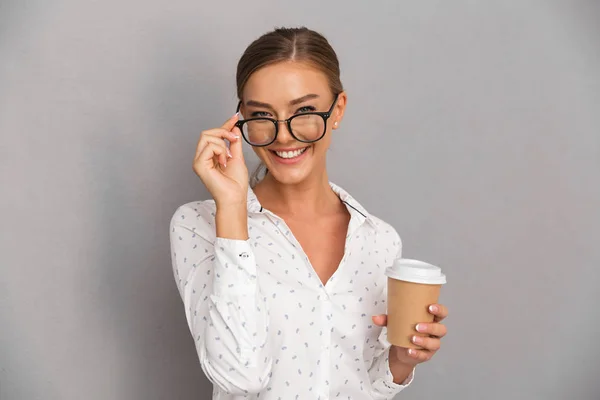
{"left": 240, "top": 61, "right": 346, "bottom": 186}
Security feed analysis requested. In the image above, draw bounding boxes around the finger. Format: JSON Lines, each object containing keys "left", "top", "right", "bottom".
{"left": 201, "top": 127, "right": 240, "bottom": 142}
{"left": 416, "top": 322, "right": 447, "bottom": 338}
{"left": 228, "top": 125, "right": 244, "bottom": 160}
{"left": 405, "top": 348, "right": 432, "bottom": 363}
{"left": 196, "top": 130, "right": 238, "bottom": 157}
{"left": 196, "top": 142, "right": 227, "bottom": 169}
{"left": 195, "top": 136, "right": 231, "bottom": 161}
{"left": 221, "top": 112, "right": 240, "bottom": 131}
{"left": 371, "top": 314, "right": 387, "bottom": 327}
{"left": 428, "top": 304, "right": 448, "bottom": 322}
{"left": 411, "top": 335, "right": 441, "bottom": 351}
{"left": 196, "top": 127, "right": 239, "bottom": 156}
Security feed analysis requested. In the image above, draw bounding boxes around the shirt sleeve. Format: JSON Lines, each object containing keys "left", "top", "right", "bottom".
{"left": 367, "top": 227, "right": 415, "bottom": 399}
{"left": 367, "top": 328, "right": 415, "bottom": 399}
{"left": 169, "top": 202, "right": 272, "bottom": 395}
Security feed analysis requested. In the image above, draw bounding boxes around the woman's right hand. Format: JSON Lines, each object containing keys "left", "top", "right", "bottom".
{"left": 193, "top": 113, "right": 249, "bottom": 207}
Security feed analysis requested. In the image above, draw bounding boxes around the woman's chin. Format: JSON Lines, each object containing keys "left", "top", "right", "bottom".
{"left": 266, "top": 166, "right": 312, "bottom": 186}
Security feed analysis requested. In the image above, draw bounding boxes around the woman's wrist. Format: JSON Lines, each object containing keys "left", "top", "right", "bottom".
{"left": 215, "top": 204, "right": 248, "bottom": 240}
{"left": 389, "top": 354, "right": 414, "bottom": 384}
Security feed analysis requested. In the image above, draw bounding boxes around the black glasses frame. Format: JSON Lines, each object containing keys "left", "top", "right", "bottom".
{"left": 234, "top": 93, "right": 340, "bottom": 147}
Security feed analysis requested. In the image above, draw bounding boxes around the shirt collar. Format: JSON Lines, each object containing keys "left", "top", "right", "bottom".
{"left": 247, "top": 182, "right": 376, "bottom": 228}
{"left": 247, "top": 185, "right": 262, "bottom": 213}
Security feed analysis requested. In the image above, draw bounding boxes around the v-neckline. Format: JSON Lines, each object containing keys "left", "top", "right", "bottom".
{"left": 259, "top": 204, "right": 365, "bottom": 290}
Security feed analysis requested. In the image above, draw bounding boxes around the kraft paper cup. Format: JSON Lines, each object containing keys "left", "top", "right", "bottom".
{"left": 385, "top": 259, "right": 447, "bottom": 349}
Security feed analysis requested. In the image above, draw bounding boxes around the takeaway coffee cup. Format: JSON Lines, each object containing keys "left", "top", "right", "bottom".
{"left": 385, "top": 259, "right": 447, "bottom": 349}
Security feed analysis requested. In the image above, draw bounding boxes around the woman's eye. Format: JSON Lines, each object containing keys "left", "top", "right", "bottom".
{"left": 296, "top": 106, "right": 316, "bottom": 114}
{"left": 251, "top": 111, "right": 271, "bottom": 118}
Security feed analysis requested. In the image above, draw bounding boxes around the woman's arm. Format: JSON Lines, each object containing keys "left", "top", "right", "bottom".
{"left": 366, "top": 228, "right": 415, "bottom": 399}
{"left": 366, "top": 327, "right": 415, "bottom": 399}
{"left": 170, "top": 202, "right": 272, "bottom": 394}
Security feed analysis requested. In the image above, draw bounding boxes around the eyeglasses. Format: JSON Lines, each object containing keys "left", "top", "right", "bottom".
{"left": 234, "top": 94, "right": 340, "bottom": 147}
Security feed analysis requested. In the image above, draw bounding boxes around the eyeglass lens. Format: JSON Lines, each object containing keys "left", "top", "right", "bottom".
{"left": 241, "top": 115, "right": 325, "bottom": 146}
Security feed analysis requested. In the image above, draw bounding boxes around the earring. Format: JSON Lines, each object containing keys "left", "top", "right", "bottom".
{"left": 334, "top": 121, "right": 339, "bottom": 127}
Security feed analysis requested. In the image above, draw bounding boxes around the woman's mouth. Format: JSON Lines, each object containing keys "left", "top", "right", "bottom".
{"left": 273, "top": 147, "right": 308, "bottom": 159}
{"left": 269, "top": 146, "right": 310, "bottom": 164}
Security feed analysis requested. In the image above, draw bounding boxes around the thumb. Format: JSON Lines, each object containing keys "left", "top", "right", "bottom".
{"left": 372, "top": 314, "right": 388, "bottom": 327}
{"left": 229, "top": 125, "right": 245, "bottom": 160}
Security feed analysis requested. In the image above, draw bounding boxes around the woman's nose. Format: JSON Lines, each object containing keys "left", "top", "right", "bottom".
{"left": 275, "top": 120, "right": 294, "bottom": 143}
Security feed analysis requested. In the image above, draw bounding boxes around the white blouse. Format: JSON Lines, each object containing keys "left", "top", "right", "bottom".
{"left": 169, "top": 182, "right": 414, "bottom": 399}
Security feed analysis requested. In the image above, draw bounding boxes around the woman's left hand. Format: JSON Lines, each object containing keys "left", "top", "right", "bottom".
{"left": 372, "top": 303, "right": 448, "bottom": 368}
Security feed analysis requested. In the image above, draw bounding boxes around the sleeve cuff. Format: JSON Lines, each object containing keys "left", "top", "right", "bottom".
{"left": 380, "top": 347, "right": 416, "bottom": 393}
{"left": 386, "top": 361, "right": 415, "bottom": 388}
{"left": 381, "top": 331, "right": 415, "bottom": 387}
{"left": 212, "top": 237, "right": 258, "bottom": 297}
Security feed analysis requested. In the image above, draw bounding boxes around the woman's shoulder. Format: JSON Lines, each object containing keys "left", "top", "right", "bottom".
{"left": 366, "top": 213, "right": 403, "bottom": 249}
{"left": 331, "top": 181, "right": 401, "bottom": 239}
{"left": 331, "top": 181, "right": 402, "bottom": 248}
{"left": 169, "top": 199, "right": 217, "bottom": 236}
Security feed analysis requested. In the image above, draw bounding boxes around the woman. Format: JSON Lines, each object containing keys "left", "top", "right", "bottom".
{"left": 170, "top": 27, "right": 448, "bottom": 399}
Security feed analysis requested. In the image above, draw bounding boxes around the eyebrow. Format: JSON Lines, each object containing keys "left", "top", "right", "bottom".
{"left": 245, "top": 93, "right": 320, "bottom": 109}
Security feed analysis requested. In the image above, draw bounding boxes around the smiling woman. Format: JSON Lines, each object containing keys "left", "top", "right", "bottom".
{"left": 239, "top": 60, "right": 344, "bottom": 187}
{"left": 169, "top": 27, "right": 449, "bottom": 400}
{"left": 234, "top": 28, "right": 345, "bottom": 187}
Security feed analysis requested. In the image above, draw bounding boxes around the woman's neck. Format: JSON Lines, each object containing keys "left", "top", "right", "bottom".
{"left": 253, "top": 172, "right": 342, "bottom": 218}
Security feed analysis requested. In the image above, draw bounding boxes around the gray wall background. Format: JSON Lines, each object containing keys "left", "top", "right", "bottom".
{"left": 1, "top": 1, "right": 599, "bottom": 399}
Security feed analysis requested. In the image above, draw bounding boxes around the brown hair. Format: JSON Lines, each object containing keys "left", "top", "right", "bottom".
{"left": 235, "top": 27, "right": 344, "bottom": 186}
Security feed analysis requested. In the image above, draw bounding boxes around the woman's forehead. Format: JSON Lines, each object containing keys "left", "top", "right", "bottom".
{"left": 242, "top": 61, "right": 330, "bottom": 104}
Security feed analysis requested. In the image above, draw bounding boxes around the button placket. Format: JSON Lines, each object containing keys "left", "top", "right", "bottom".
{"left": 318, "top": 295, "right": 332, "bottom": 399}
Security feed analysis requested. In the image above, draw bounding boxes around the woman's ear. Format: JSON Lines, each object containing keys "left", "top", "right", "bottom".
{"left": 333, "top": 91, "right": 347, "bottom": 129}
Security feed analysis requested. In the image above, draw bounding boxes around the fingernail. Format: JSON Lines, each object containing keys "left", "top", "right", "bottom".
{"left": 227, "top": 149, "right": 232, "bottom": 158}
{"left": 415, "top": 324, "right": 424, "bottom": 332}
{"left": 412, "top": 335, "right": 421, "bottom": 344}
{"left": 429, "top": 305, "right": 438, "bottom": 313}
{"left": 234, "top": 111, "right": 240, "bottom": 117}
{"left": 408, "top": 349, "right": 416, "bottom": 356}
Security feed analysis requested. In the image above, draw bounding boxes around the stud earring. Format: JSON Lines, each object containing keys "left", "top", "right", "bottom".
{"left": 334, "top": 121, "right": 339, "bottom": 127}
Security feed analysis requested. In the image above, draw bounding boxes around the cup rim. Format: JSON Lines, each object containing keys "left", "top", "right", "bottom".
{"left": 385, "top": 258, "right": 447, "bottom": 285}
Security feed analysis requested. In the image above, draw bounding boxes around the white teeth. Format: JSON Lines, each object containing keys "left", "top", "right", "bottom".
{"left": 275, "top": 147, "right": 307, "bottom": 159}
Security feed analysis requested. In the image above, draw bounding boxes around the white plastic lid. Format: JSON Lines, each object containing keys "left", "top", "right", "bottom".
{"left": 385, "top": 258, "right": 447, "bottom": 285}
